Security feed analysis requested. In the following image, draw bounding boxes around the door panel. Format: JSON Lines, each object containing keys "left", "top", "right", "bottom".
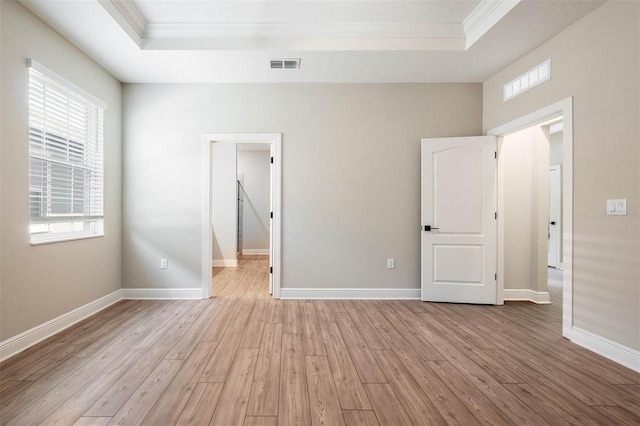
{"left": 421, "top": 136, "right": 497, "bottom": 304}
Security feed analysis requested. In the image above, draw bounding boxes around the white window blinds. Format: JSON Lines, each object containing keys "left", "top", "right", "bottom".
{"left": 28, "top": 59, "right": 106, "bottom": 244}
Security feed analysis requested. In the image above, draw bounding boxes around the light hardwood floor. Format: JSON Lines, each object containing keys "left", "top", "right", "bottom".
{"left": 1, "top": 257, "right": 638, "bottom": 425}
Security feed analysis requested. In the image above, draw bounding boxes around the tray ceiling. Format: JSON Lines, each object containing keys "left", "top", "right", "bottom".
{"left": 18, "top": 0, "right": 605, "bottom": 83}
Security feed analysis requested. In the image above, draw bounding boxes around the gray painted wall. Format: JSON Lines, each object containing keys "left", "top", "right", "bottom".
{"left": 121, "top": 83, "right": 483, "bottom": 291}
{"left": 0, "top": 1, "right": 122, "bottom": 341}
{"left": 237, "top": 150, "right": 271, "bottom": 252}
{"left": 483, "top": 1, "right": 639, "bottom": 350}
{"left": 212, "top": 143, "right": 238, "bottom": 264}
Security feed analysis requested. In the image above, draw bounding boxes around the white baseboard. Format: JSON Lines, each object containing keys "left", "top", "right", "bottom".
{"left": 504, "top": 289, "right": 551, "bottom": 304}
{"left": 571, "top": 327, "right": 640, "bottom": 373}
{"left": 279, "top": 287, "right": 421, "bottom": 300}
{"left": 121, "top": 288, "right": 203, "bottom": 300}
{"left": 0, "top": 289, "right": 122, "bottom": 362}
{"left": 242, "top": 249, "right": 269, "bottom": 255}
{"left": 213, "top": 259, "right": 238, "bottom": 267}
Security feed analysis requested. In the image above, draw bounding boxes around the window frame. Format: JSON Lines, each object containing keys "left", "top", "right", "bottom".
{"left": 27, "top": 59, "right": 107, "bottom": 245}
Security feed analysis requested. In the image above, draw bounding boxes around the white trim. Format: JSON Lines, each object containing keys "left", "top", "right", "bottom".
{"left": 0, "top": 290, "right": 122, "bottom": 362}
{"left": 464, "top": 0, "right": 521, "bottom": 48}
{"left": 121, "top": 288, "right": 203, "bottom": 300}
{"left": 212, "top": 259, "right": 238, "bottom": 267}
{"left": 97, "top": 0, "right": 145, "bottom": 46}
{"left": 280, "top": 288, "right": 421, "bottom": 300}
{"left": 503, "top": 289, "right": 551, "bottom": 304}
{"left": 489, "top": 97, "right": 573, "bottom": 340}
{"left": 146, "top": 22, "right": 462, "bottom": 40}
{"left": 242, "top": 249, "right": 270, "bottom": 255}
{"left": 571, "top": 327, "right": 640, "bottom": 373}
{"left": 202, "top": 133, "right": 282, "bottom": 300}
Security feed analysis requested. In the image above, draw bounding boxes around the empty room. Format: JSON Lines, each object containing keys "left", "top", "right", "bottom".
{"left": 1, "top": 0, "right": 638, "bottom": 425}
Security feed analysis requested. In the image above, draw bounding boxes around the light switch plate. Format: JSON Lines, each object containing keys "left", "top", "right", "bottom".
{"left": 606, "top": 199, "right": 627, "bottom": 216}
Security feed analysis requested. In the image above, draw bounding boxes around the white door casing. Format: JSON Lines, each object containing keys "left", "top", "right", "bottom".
{"left": 269, "top": 143, "right": 274, "bottom": 295}
{"left": 548, "top": 165, "right": 561, "bottom": 268}
{"left": 421, "top": 136, "right": 497, "bottom": 304}
{"left": 202, "top": 133, "right": 282, "bottom": 300}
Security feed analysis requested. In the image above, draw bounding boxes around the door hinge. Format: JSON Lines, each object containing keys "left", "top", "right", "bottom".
{"left": 495, "top": 212, "right": 497, "bottom": 220}
{"left": 270, "top": 211, "right": 273, "bottom": 219}
{"left": 270, "top": 156, "right": 274, "bottom": 164}
{"left": 270, "top": 266, "right": 273, "bottom": 274}
{"left": 495, "top": 273, "right": 497, "bottom": 280}
{"left": 494, "top": 151, "right": 497, "bottom": 159}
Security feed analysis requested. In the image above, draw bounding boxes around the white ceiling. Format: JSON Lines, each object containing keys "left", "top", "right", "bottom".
{"left": 19, "top": 0, "right": 605, "bottom": 83}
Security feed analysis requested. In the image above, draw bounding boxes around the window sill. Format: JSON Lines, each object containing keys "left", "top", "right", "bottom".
{"left": 30, "top": 233, "right": 104, "bottom": 246}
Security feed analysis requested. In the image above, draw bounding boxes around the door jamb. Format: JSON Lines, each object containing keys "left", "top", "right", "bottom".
{"left": 488, "top": 97, "right": 573, "bottom": 339}
{"left": 201, "top": 133, "right": 282, "bottom": 299}
{"left": 549, "top": 164, "right": 562, "bottom": 269}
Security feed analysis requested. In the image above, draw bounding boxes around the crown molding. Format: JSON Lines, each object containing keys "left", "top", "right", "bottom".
{"left": 96, "top": 0, "right": 518, "bottom": 52}
{"left": 464, "top": 0, "right": 521, "bottom": 48}
{"left": 98, "top": 0, "right": 146, "bottom": 46}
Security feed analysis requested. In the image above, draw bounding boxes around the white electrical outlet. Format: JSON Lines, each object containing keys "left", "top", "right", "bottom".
{"left": 160, "top": 258, "right": 168, "bottom": 269}
{"left": 387, "top": 258, "right": 395, "bottom": 269}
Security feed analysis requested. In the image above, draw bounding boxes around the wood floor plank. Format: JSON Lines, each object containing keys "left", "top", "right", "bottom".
{"left": 84, "top": 322, "right": 190, "bottom": 417}
{"left": 200, "top": 299, "right": 240, "bottom": 342}
{"left": 503, "top": 383, "right": 591, "bottom": 426}
{"left": 209, "top": 349, "right": 259, "bottom": 425}
{"left": 239, "top": 299, "right": 269, "bottom": 349}
{"left": 300, "top": 302, "right": 326, "bottom": 356}
{"left": 200, "top": 301, "right": 254, "bottom": 383}
{"left": 4, "top": 337, "right": 138, "bottom": 426}
{"left": 363, "top": 302, "right": 393, "bottom": 330}
{"left": 175, "top": 383, "right": 223, "bottom": 425}
{"left": 334, "top": 312, "right": 387, "bottom": 384}
{"left": 140, "top": 341, "right": 218, "bottom": 425}
{"left": 313, "top": 300, "right": 335, "bottom": 322}
{"left": 342, "top": 410, "right": 380, "bottom": 426}
{"left": 427, "top": 359, "right": 512, "bottom": 425}
{"left": 319, "top": 321, "right": 372, "bottom": 410}
{"left": 282, "top": 300, "right": 301, "bottom": 334}
{"left": 372, "top": 349, "right": 446, "bottom": 425}
{"left": 247, "top": 323, "right": 283, "bottom": 416}
{"left": 374, "top": 328, "right": 480, "bottom": 426}
{"left": 165, "top": 302, "right": 225, "bottom": 360}
{"left": 0, "top": 343, "right": 66, "bottom": 381}
{"left": 244, "top": 416, "right": 278, "bottom": 426}
{"left": 107, "top": 359, "right": 182, "bottom": 425}
{"left": 363, "top": 384, "right": 413, "bottom": 426}
{"left": 72, "top": 416, "right": 112, "bottom": 426}
{"left": 593, "top": 405, "right": 640, "bottom": 426}
{"left": 40, "top": 349, "right": 143, "bottom": 425}
{"left": 265, "top": 299, "right": 284, "bottom": 324}
{"left": 344, "top": 302, "right": 389, "bottom": 350}
{"left": 278, "top": 334, "right": 311, "bottom": 426}
{"left": 418, "top": 326, "right": 558, "bottom": 425}
{"left": 0, "top": 356, "right": 91, "bottom": 422}
{"left": 305, "top": 356, "right": 346, "bottom": 426}
{"left": 0, "top": 380, "right": 30, "bottom": 403}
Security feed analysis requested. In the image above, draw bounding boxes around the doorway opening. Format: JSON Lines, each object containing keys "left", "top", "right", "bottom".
{"left": 489, "top": 97, "right": 573, "bottom": 339}
{"left": 201, "top": 133, "right": 282, "bottom": 300}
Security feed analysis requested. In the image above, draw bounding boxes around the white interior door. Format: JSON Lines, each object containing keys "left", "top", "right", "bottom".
{"left": 269, "top": 144, "right": 274, "bottom": 295}
{"left": 548, "top": 165, "right": 561, "bottom": 268}
{"left": 421, "top": 136, "right": 497, "bottom": 304}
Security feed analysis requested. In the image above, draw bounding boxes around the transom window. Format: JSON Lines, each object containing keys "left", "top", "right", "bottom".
{"left": 28, "top": 59, "right": 106, "bottom": 244}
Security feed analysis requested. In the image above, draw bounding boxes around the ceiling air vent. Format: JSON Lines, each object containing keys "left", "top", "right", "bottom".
{"left": 270, "top": 59, "right": 301, "bottom": 69}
